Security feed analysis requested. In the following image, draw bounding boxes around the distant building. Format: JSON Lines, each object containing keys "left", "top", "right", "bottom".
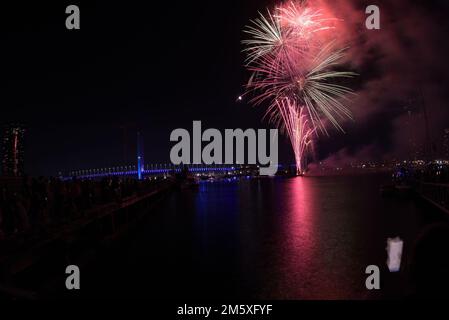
{"left": 443, "top": 128, "right": 449, "bottom": 160}
{"left": 1, "top": 123, "right": 26, "bottom": 177}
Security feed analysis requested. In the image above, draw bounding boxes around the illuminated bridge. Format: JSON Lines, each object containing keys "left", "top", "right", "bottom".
{"left": 63, "top": 164, "right": 263, "bottom": 180}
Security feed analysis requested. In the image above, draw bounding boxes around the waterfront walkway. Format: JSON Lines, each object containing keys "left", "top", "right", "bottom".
{"left": 0, "top": 176, "right": 174, "bottom": 296}
{"left": 0, "top": 176, "right": 169, "bottom": 241}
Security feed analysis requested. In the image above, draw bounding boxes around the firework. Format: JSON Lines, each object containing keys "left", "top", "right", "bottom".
{"left": 274, "top": 98, "right": 315, "bottom": 174}
{"left": 243, "top": 1, "right": 337, "bottom": 66}
{"left": 276, "top": 1, "right": 337, "bottom": 37}
{"left": 247, "top": 42, "right": 356, "bottom": 134}
{"left": 242, "top": 0, "right": 356, "bottom": 174}
{"left": 242, "top": 10, "right": 284, "bottom": 65}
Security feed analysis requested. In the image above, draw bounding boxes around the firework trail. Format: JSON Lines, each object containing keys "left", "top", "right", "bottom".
{"left": 275, "top": 97, "right": 315, "bottom": 174}
{"left": 242, "top": 1, "right": 356, "bottom": 174}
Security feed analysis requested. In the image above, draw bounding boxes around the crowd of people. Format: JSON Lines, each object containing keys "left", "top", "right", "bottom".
{"left": 0, "top": 176, "right": 165, "bottom": 240}
{"left": 416, "top": 163, "right": 449, "bottom": 184}
{"left": 392, "top": 163, "right": 449, "bottom": 186}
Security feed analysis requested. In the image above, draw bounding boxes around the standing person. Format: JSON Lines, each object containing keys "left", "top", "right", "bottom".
{"left": 0, "top": 206, "right": 5, "bottom": 240}
{"left": 14, "top": 194, "right": 31, "bottom": 232}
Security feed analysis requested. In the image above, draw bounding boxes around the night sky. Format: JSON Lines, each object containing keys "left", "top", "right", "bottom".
{"left": 1, "top": 0, "right": 449, "bottom": 176}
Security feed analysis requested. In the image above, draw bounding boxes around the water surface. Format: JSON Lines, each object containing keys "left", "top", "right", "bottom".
{"left": 84, "top": 174, "right": 444, "bottom": 299}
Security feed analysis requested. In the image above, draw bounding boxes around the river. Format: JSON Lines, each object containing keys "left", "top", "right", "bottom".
{"left": 81, "top": 173, "right": 446, "bottom": 299}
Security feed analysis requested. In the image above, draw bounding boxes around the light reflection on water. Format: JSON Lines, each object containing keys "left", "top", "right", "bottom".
{"left": 187, "top": 175, "right": 426, "bottom": 299}
{"left": 87, "top": 174, "right": 439, "bottom": 299}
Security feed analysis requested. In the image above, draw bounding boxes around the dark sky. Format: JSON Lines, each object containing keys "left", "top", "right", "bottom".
{"left": 1, "top": 0, "right": 449, "bottom": 176}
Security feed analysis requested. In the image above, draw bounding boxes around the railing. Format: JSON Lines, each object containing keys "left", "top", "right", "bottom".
{"left": 67, "top": 165, "right": 247, "bottom": 180}
{"left": 417, "top": 181, "right": 449, "bottom": 215}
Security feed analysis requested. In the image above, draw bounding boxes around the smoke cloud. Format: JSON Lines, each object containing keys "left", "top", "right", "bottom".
{"left": 311, "top": 0, "right": 449, "bottom": 164}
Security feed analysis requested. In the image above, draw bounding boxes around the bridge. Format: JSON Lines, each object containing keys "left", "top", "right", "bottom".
{"left": 62, "top": 164, "right": 299, "bottom": 180}
{"left": 63, "top": 164, "right": 267, "bottom": 180}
